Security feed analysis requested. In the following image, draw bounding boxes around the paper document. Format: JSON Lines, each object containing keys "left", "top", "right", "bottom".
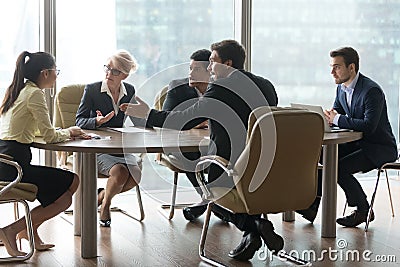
{"left": 107, "top": 127, "right": 150, "bottom": 133}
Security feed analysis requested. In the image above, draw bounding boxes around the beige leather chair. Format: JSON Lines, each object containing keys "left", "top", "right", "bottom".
{"left": 195, "top": 107, "right": 324, "bottom": 266}
{"left": 153, "top": 86, "right": 194, "bottom": 219}
{"left": 0, "top": 154, "right": 37, "bottom": 262}
{"left": 54, "top": 84, "right": 144, "bottom": 221}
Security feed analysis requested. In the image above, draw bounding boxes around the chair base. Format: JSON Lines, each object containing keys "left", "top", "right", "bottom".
{"left": 199, "top": 202, "right": 311, "bottom": 266}
{"left": 0, "top": 200, "right": 35, "bottom": 262}
{"left": 63, "top": 186, "right": 145, "bottom": 221}
{"left": 158, "top": 203, "right": 194, "bottom": 220}
{"left": 156, "top": 170, "right": 194, "bottom": 220}
{"left": 107, "top": 186, "right": 145, "bottom": 222}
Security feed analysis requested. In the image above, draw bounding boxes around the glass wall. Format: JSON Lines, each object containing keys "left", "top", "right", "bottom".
{"left": 56, "top": 0, "right": 234, "bottom": 104}
{"left": 0, "top": 0, "right": 40, "bottom": 102}
{"left": 252, "top": 0, "right": 400, "bottom": 138}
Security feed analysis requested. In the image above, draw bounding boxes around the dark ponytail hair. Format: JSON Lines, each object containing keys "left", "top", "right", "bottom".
{"left": 0, "top": 51, "right": 55, "bottom": 115}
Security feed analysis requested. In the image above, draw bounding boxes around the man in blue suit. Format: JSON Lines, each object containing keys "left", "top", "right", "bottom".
{"left": 299, "top": 47, "right": 398, "bottom": 227}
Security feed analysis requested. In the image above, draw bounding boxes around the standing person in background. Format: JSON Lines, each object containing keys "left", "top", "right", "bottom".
{"left": 76, "top": 50, "right": 143, "bottom": 227}
{"left": 161, "top": 48, "right": 212, "bottom": 221}
{"left": 0, "top": 51, "right": 89, "bottom": 256}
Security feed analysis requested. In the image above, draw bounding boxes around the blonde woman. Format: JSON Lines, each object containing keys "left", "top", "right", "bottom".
{"left": 76, "top": 50, "right": 142, "bottom": 227}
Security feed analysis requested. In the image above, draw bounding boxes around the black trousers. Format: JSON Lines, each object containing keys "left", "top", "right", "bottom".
{"left": 316, "top": 142, "right": 374, "bottom": 210}
{"left": 184, "top": 151, "right": 235, "bottom": 196}
{"left": 212, "top": 204, "right": 261, "bottom": 234}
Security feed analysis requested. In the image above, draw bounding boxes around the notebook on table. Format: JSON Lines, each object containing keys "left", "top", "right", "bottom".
{"left": 290, "top": 103, "right": 351, "bottom": 133}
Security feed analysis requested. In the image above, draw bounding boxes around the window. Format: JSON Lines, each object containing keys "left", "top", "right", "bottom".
{"left": 0, "top": 0, "right": 40, "bottom": 102}
{"left": 56, "top": 0, "right": 234, "bottom": 104}
{"left": 252, "top": 0, "right": 400, "bottom": 138}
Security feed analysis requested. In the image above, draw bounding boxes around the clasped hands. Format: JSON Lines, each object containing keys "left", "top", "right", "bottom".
{"left": 323, "top": 108, "right": 338, "bottom": 126}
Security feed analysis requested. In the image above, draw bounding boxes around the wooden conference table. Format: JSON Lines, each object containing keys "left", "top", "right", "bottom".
{"left": 33, "top": 127, "right": 210, "bottom": 258}
{"left": 33, "top": 127, "right": 361, "bottom": 258}
{"left": 320, "top": 130, "right": 362, "bottom": 237}
{"left": 283, "top": 130, "right": 363, "bottom": 238}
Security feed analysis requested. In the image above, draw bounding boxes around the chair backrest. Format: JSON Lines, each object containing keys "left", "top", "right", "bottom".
{"left": 153, "top": 85, "right": 169, "bottom": 111}
{"left": 54, "top": 84, "right": 85, "bottom": 128}
{"left": 234, "top": 108, "right": 324, "bottom": 214}
{"left": 53, "top": 84, "right": 85, "bottom": 168}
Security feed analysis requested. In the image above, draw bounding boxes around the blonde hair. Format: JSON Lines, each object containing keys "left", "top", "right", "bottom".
{"left": 109, "top": 49, "right": 139, "bottom": 74}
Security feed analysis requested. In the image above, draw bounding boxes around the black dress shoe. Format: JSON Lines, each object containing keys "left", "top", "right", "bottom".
{"left": 296, "top": 207, "right": 318, "bottom": 223}
{"left": 183, "top": 204, "right": 207, "bottom": 221}
{"left": 296, "top": 196, "right": 320, "bottom": 223}
{"left": 99, "top": 219, "right": 111, "bottom": 227}
{"left": 255, "top": 218, "right": 284, "bottom": 253}
{"left": 228, "top": 232, "right": 262, "bottom": 261}
{"left": 336, "top": 209, "right": 374, "bottom": 227}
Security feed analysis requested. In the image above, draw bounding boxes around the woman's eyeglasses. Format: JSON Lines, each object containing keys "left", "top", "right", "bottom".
{"left": 42, "top": 68, "right": 60, "bottom": 76}
{"left": 104, "top": 65, "right": 122, "bottom": 76}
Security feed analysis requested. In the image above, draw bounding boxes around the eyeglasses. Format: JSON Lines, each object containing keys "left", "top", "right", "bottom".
{"left": 42, "top": 68, "right": 60, "bottom": 76}
{"left": 104, "top": 65, "right": 122, "bottom": 76}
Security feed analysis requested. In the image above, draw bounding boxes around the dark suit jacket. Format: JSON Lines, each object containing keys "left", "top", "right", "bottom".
{"left": 146, "top": 70, "right": 278, "bottom": 182}
{"left": 333, "top": 73, "right": 397, "bottom": 167}
{"left": 162, "top": 78, "right": 200, "bottom": 112}
{"left": 76, "top": 81, "right": 145, "bottom": 129}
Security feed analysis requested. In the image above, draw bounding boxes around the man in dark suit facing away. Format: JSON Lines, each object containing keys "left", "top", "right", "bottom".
{"left": 298, "top": 47, "right": 398, "bottom": 228}
{"left": 161, "top": 49, "right": 212, "bottom": 220}
{"left": 121, "top": 40, "right": 283, "bottom": 261}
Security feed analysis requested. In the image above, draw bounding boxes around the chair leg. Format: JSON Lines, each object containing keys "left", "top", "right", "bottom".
{"left": 343, "top": 202, "right": 347, "bottom": 216}
{"left": 117, "top": 185, "right": 145, "bottom": 222}
{"left": 365, "top": 169, "right": 381, "bottom": 232}
{"left": 384, "top": 170, "right": 395, "bottom": 217}
{"left": 13, "top": 203, "right": 22, "bottom": 250}
{"left": 0, "top": 199, "right": 34, "bottom": 262}
{"left": 159, "top": 172, "right": 193, "bottom": 220}
{"left": 198, "top": 202, "right": 225, "bottom": 267}
{"left": 64, "top": 186, "right": 145, "bottom": 221}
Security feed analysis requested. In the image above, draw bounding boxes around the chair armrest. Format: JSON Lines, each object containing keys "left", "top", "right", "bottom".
{"left": 0, "top": 153, "right": 14, "bottom": 161}
{"left": 195, "top": 155, "right": 235, "bottom": 199}
{"left": 0, "top": 154, "right": 23, "bottom": 197}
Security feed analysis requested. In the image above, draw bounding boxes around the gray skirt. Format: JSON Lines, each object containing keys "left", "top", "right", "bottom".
{"left": 97, "top": 153, "right": 139, "bottom": 176}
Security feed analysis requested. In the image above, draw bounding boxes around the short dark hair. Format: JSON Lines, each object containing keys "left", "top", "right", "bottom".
{"left": 210, "top": 40, "right": 246, "bottom": 69}
{"left": 190, "top": 49, "right": 211, "bottom": 69}
{"left": 330, "top": 47, "right": 359, "bottom": 73}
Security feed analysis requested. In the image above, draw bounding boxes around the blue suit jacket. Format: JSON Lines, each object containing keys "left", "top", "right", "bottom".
{"left": 76, "top": 81, "right": 145, "bottom": 129}
{"left": 333, "top": 73, "right": 397, "bottom": 167}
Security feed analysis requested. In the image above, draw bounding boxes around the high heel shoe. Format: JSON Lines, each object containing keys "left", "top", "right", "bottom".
{"left": 99, "top": 219, "right": 111, "bottom": 227}
{"left": 17, "top": 232, "right": 55, "bottom": 251}
{"left": 99, "top": 200, "right": 111, "bottom": 227}
{"left": 0, "top": 228, "right": 25, "bottom": 257}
